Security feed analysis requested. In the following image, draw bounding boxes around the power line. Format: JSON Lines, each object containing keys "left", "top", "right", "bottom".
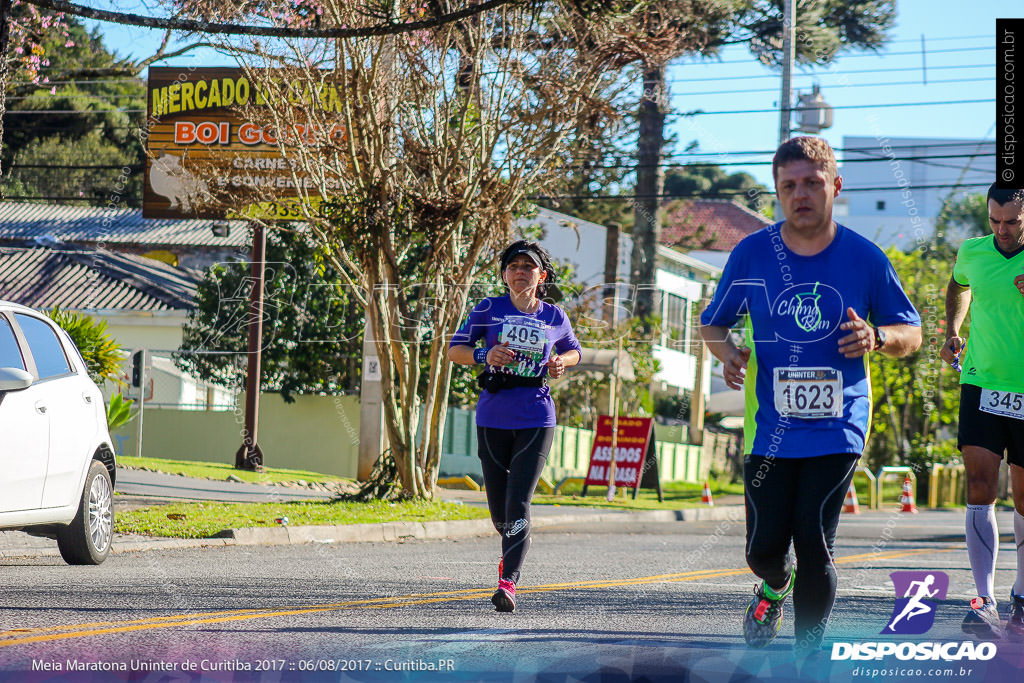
{"left": 8, "top": 98, "right": 993, "bottom": 118}
{"left": 672, "top": 76, "right": 990, "bottom": 97}
{"left": 665, "top": 63, "right": 993, "bottom": 84}
{"left": 668, "top": 98, "right": 994, "bottom": 118}
{"left": 0, "top": 196, "right": 140, "bottom": 202}
{"left": 13, "top": 78, "right": 146, "bottom": 86}
{"left": 4, "top": 179, "right": 991, "bottom": 202}
{"left": 3, "top": 109, "right": 146, "bottom": 114}
{"left": 8, "top": 164, "right": 144, "bottom": 170}
{"left": 9, "top": 149, "right": 996, "bottom": 173}
{"left": 530, "top": 182, "right": 992, "bottom": 201}
{"left": 884, "top": 34, "right": 990, "bottom": 44}
{"left": 563, "top": 152, "right": 996, "bottom": 171}
{"left": 4, "top": 93, "right": 145, "bottom": 102}
{"left": 685, "top": 44, "right": 991, "bottom": 66}
{"left": 651, "top": 141, "right": 999, "bottom": 159}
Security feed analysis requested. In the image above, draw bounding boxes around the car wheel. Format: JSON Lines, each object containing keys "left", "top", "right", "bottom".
{"left": 57, "top": 460, "right": 114, "bottom": 565}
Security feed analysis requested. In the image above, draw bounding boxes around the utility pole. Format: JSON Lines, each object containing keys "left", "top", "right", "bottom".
{"left": 775, "top": 0, "right": 796, "bottom": 221}
{"left": 357, "top": 307, "right": 386, "bottom": 480}
{"left": 778, "top": 0, "right": 796, "bottom": 147}
{"left": 235, "top": 221, "right": 267, "bottom": 470}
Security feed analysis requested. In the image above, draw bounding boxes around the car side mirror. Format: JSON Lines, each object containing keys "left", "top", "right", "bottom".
{"left": 0, "top": 367, "right": 33, "bottom": 391}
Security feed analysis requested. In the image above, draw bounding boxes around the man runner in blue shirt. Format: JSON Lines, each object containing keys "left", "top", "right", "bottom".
{"left": 700, "top": 137, "right": 922, "bottom": 656}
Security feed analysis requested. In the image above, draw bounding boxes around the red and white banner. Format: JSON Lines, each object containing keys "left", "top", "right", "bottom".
{"left": 584, "top": 416, "right": 654, "bottom": 489}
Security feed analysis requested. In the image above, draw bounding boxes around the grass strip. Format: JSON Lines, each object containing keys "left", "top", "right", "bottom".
{"left": 117, "top": 456, "right": 352, "bottom": 486}
{"left": 532, "top": 478, "right": 745, "bottom": 510}
{"left": 115, "top": 499, "right": 489, "bottom": 538}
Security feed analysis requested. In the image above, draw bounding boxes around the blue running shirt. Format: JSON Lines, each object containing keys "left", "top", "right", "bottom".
{"left": 451, "top": 296, "right": 582, "bottom": 429}
{"left": 700, "top": 223, "right": 921, "bottom": 458}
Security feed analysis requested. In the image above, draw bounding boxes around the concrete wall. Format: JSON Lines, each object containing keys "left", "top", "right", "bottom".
{"left": 439, "top": 406, "right": 712, "bottom": 485}
{"left": 112, "top": 392, "right": 361, "bottom": 478}
{"left": 110, "top": 394, "right": 713, "bottom": 484}
{"left": 87, "top": 310, "right": 186, "bottom": 354}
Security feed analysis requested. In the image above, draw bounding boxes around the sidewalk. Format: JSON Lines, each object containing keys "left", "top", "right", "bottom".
{"left": 0, "top": 469, "right": 749, "bottom": 559}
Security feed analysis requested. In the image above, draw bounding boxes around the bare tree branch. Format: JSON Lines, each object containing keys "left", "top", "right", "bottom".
{"left": 22, "top": 0, "right": 523, "bottom": 38}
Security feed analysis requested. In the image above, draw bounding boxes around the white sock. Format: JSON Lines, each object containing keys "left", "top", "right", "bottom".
{"left": 966, "top": 504, "right": 998, "bottom": 600}
{"left": 1014, "top": 510, "right": 1024, "bottom": 597}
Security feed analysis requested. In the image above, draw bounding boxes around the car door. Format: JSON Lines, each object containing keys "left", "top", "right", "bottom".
{"left": 13, "top": 313, "right": 90, "bottom": 509}
{"left": 0, "top": 313, "right": 49, "bottom": 513}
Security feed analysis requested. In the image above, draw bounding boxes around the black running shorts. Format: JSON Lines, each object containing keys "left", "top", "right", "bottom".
{"left": 957, "top": 383, "right": 1024, "bottom": 467}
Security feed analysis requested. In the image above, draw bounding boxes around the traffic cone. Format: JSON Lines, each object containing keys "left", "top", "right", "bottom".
{"left": 899, "top": 476, "right": 918, "bottom": 513}
{"left": 701, "top": 481, "right": 714, "bottom": 506}
{"left": 842, "top": 482, "right": 860, "bottom": 514}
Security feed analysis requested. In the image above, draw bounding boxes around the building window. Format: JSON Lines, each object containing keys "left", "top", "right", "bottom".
{"left": 661, "top": 293, "right": 691, "bottom": 351}
{"left": 876, "top": 200, "right": 886, "bottom": 211}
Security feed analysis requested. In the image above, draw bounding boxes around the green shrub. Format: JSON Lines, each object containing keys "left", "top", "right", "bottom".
{"left": 46, "top": 308, "right": 123, "bottom": 385}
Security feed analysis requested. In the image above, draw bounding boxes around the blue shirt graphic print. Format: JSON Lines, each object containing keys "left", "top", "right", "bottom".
{"left": 700, "top": 223, "right": 921, "bottom": 458}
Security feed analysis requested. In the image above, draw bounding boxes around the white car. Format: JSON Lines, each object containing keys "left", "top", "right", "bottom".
{"left": 0, "top": 301, "right": 115, "bottom": 564}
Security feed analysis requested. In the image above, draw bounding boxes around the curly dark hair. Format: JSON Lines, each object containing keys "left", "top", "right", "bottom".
{"left": 498, "top": 240, "right": 560, "bottom": 302}
{"left": 987, "top": 183, "right": 1024, "bottom": 206}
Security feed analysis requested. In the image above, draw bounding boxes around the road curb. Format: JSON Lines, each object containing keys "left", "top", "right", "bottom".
{"left": 217, "top": 506, "right": 747, "bottom": 546}
{"left": 1, "top": 506, "right": 747, "bottom": 558}
{"left": 145, "top": 506, "right": 747, "bottom": 549}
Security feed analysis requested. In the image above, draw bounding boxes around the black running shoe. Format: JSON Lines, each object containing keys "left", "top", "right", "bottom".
{"left": 743, "top": 581, "right": 789, "bottom": 648}
{"left": 962, "top": 597, "right": 1002, "bottom": 639}
{"left": 1006, "top": 591, "right": 1024, "bottom": 642}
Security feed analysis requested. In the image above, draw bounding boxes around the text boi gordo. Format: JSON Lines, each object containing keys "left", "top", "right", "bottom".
{"left": 173, "top": 121, "right": 344, "bottom": 147}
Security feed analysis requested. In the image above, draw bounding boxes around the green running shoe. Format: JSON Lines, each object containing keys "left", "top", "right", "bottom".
{"left": 743, "top": 572, "right": 794, "bottom": 648}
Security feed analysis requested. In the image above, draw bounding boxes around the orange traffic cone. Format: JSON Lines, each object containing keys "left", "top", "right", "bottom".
{"left": 701, "top": 481, "right": 714, "bottom": 506}
{"left": 842, "top": 483, "right": 860, "bottom": 514}
{"left": 899, "top": 476, "right": 918, "bottom": 513}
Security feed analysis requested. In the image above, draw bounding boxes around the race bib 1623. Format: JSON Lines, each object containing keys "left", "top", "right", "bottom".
{"left": 773, "top": 367, "right": 843, "bottom": 419}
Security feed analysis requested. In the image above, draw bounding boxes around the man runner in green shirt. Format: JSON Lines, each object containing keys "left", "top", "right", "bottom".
{"left": 941, "top": 183, "right": 1024, "bottom": 640}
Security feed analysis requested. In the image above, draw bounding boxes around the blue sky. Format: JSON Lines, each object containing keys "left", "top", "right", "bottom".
{"left": 91, "top": 1, "right": 1010, "bottom": 189}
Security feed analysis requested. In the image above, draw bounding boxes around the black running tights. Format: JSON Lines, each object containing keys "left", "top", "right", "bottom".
{"left": 477, "top": 426, "right": 554, "bottom": 585}
{"left": 743, "top": 452, "right": 859, "bottom": 647}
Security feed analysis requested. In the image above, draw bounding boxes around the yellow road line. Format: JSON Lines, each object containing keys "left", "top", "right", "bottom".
{"left": 0, "top": 567, "right": 735, "bottom": 639}
{"left": 0, "top": 546, "right": 958, "bottom": 648}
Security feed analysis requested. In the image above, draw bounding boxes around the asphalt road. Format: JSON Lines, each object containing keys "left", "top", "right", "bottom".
{"left": 0, "top": 511, "right": 1021, "bottom": 682}
{"left": 115, "top": 468, "right": 335, "bottom": 503}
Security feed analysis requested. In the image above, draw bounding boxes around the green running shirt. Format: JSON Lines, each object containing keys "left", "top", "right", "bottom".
{"left": 952, "top": 235, "right": 1024, "bottom": 392}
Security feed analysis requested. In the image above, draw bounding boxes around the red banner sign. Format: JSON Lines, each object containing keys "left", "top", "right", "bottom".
{"left": 584, "top": 416, "right": 655, "bottom": 489}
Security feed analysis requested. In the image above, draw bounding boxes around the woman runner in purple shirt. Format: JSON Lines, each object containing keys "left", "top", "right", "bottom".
{"left": 447, "top": 241, "right": 582, "bottom": 612}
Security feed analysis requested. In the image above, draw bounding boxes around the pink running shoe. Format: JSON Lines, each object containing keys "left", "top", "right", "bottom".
{"left": 492, "top": 578, "right": 516, "bottom": 612}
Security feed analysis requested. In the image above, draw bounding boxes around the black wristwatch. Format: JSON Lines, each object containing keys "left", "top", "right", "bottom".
{"left": 872, "top": 325, "right": 886, "bottom": 351}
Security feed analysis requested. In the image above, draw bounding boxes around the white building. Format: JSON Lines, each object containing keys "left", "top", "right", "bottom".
{"left": 837, "top": 136, "right": 994, "bottom": 249}
{"left": 520, "top": 207, "right": 720, "bottom": 397}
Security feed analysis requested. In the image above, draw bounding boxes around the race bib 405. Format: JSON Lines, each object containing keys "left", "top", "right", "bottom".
{"left": 499, "top": 316, "right": 547, "bottom": 377}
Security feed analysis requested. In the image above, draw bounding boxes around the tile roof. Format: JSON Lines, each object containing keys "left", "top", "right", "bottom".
{"left": 0, "top": 243, "right": 199, "bottom": 312}
{"left": 661, "top": 199, "right": 771, "bottom": 252}
{"left": 0, "top": 202, "right": 248, "bottom": 248}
